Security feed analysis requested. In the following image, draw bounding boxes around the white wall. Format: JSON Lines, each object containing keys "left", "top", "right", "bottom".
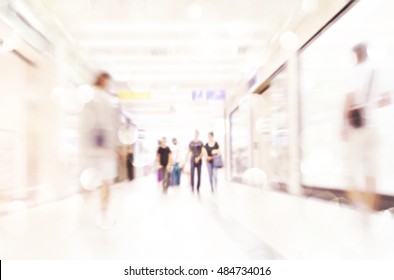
{"left": 0, "top": 19, "right": 92, "bottom": 203}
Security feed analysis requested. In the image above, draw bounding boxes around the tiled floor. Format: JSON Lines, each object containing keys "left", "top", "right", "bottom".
{"left": 0, "top": 175, "right": 393, "bottom": 259}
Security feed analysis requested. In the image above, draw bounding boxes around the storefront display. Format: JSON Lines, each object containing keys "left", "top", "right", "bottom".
{"left": 299, "top": 0, "right": 394, "bottom": 195}
{"left": 229, "top": 100, "right": 251, "bottom": 181}
{"left": 252, "top": 67, "right": 289, "bottom": 190}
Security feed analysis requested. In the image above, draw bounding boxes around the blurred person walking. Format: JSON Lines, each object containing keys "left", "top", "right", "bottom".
{"left": 204, "top": 132, "right": 221, "bottom": 192}
{"left": 126, "top": 145, "right": 134, "bottom": 181}
{"left": 342, "top": 43, "right": 391, "bottom": 210}
{"left": 156, "top": 139, "right": 163, "bottom": 186}
{"left": 157, "top": 137, "right": 172, "bottom": 192}
{"left": 188, "top": 130, "right": 204, "bottom": 193}
{"left": 171, "top": 138, "right": 181, "bottom": 186}
{"left": 80, "top": 72, "right": 118, "bottom": 213}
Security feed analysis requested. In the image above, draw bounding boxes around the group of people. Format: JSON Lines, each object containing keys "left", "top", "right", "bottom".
{"left": 81, "top": 71, "right": 223, "bottom": 213}
{"left": 77, "top": 41, "right": 392, "bottom": 215}
{"left": 156, "top": 130, "right": 222, "bottom": 193}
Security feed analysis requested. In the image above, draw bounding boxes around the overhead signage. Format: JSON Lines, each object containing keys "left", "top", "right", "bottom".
{"left": 192, "top": 89, "right": 226, "bottom": 101}
{"left": 117, "top": 91, "right": 151, "bottom": 101}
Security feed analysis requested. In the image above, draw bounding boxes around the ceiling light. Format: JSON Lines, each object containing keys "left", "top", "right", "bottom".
{"left": 114, "top": 73, "right": 240, "bottom": 82}
{"left": 54, "top": 0, "right": 91, "bottom": 15}
{"left": 187, "top": 3, "right": 202, "bottom": 20}
{"left": 106, "top": 64, "right": 239, "bottom": 73}
{"left": 88, "top": 54, "right": 245, "bottom": 62}
{"left": 79, "top": 39, "right": 266, "bottom": 48}
{"left": 279, "top": 31, "right": 298, "bottom": 51}
{"left": 78, "top": 22, "right": 267, "bottom": 34}
{"left": 301, "top": 0, "right": 319, "bottom": 13}
{"left": 127, "top": 80, "right": 151, "bottom": 92}
{"left": 226, "top": 22, "right": 255, "bottom": 38}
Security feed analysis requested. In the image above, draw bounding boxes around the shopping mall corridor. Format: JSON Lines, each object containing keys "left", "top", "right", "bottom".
{"left": 1, "top": 175, "right": 394, "bottom": 260}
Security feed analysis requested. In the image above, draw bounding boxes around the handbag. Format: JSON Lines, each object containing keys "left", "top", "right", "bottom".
{"left": 348, "top": 107, "right": 365, "bottom": 128}
{"left": 212, "top": 154, "right": 223, "bottom": 168}
{"left": 347, "top": 70, "right": 374, "bottom": 129}
{"left": 93, "top": 129, "right": 106, "bottom": 147}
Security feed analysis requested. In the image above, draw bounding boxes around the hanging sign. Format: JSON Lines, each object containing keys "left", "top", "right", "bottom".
{"left": 192, "top": 89, "right": 226, "bottom": 101}
{"left": 117, "top": 91, "right": 151, "bottom": 101}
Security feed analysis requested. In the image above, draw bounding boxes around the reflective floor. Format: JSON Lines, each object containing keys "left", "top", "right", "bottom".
{"left": 1, "top": 175, "right": 394, "bottom": 259}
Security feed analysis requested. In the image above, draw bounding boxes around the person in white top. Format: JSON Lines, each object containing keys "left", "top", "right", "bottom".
{"left": 80, "top": 72, "right": 118, "bottom": 212}
{"left": 342, "top": 43, "right": 391, "bottom": 210}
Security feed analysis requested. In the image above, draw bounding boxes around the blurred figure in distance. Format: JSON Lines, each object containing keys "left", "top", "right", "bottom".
{"left": 157, "top": 139, "right": 163, "bottom": 186}
{"left": 187, "top": 130, "right": 204, "bottom": 193}
{"left": 204, "top": 131, "right": 220, "bottom": 192}
{"left": 157, "top": 137, "right": 172, "bottom": 192}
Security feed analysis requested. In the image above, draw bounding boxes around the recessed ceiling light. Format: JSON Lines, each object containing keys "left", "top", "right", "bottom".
{"left": 54, "top": 0, "right": 91, "bottom": 14}
{"left": 187, "top": 3, "right": 202, "bottom": 20}
{"left": 279, "top": 31, "right": 298, "bottom": 51}
{"left": 301, "top": 0, "right": 318, "bottom": 13}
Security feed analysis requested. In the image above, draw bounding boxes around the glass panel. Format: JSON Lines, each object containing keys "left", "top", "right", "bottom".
{"left": 299, "top": 0, "right": 394, "bottom": 196}
{"left": 229, "top": 102, "right": 250, "bottom": 181}
{"left": 252, "top": 66, "right": 289, "bottom": 191}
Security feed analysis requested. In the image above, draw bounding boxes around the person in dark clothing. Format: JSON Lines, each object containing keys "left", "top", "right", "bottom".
{"left": 188, "top": 130, "right": 203, "bottom": 192}
{"left": 157, "top": 137, "right": 172, "bottom": 192}
{"left": 204, "top": 131, "right": 220, "bottom": 192}
{"left": 126, "top": 146, "right": 134, "bottom": 181}
{"left": 157, "top": 139, "right": 163, "bottom": 185}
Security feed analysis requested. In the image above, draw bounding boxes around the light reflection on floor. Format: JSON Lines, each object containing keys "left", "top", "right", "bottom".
{"left": 0, "top": 175, "right": 393, "bottom": 259}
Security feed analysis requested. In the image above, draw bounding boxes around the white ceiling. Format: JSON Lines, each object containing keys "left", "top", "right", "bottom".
{"left": 22, "top": 0, "right": 322, "bottom": 130}
{"left": 33, "top": 0, "right": 314, "bottom": 83}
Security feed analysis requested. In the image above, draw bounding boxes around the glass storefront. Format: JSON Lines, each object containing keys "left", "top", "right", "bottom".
{"left": 229, "top": 99, "right": 251, "bottom": 182}
{"left": 251, "top": 67, "right": 289, "bottom": 191}
{"left": 299, "top": 0, "right": 394, "bottom": 195}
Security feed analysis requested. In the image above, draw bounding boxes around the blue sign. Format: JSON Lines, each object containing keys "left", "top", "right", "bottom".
{"left": 192, "top": 89, "right": 226, "bottom": 101}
